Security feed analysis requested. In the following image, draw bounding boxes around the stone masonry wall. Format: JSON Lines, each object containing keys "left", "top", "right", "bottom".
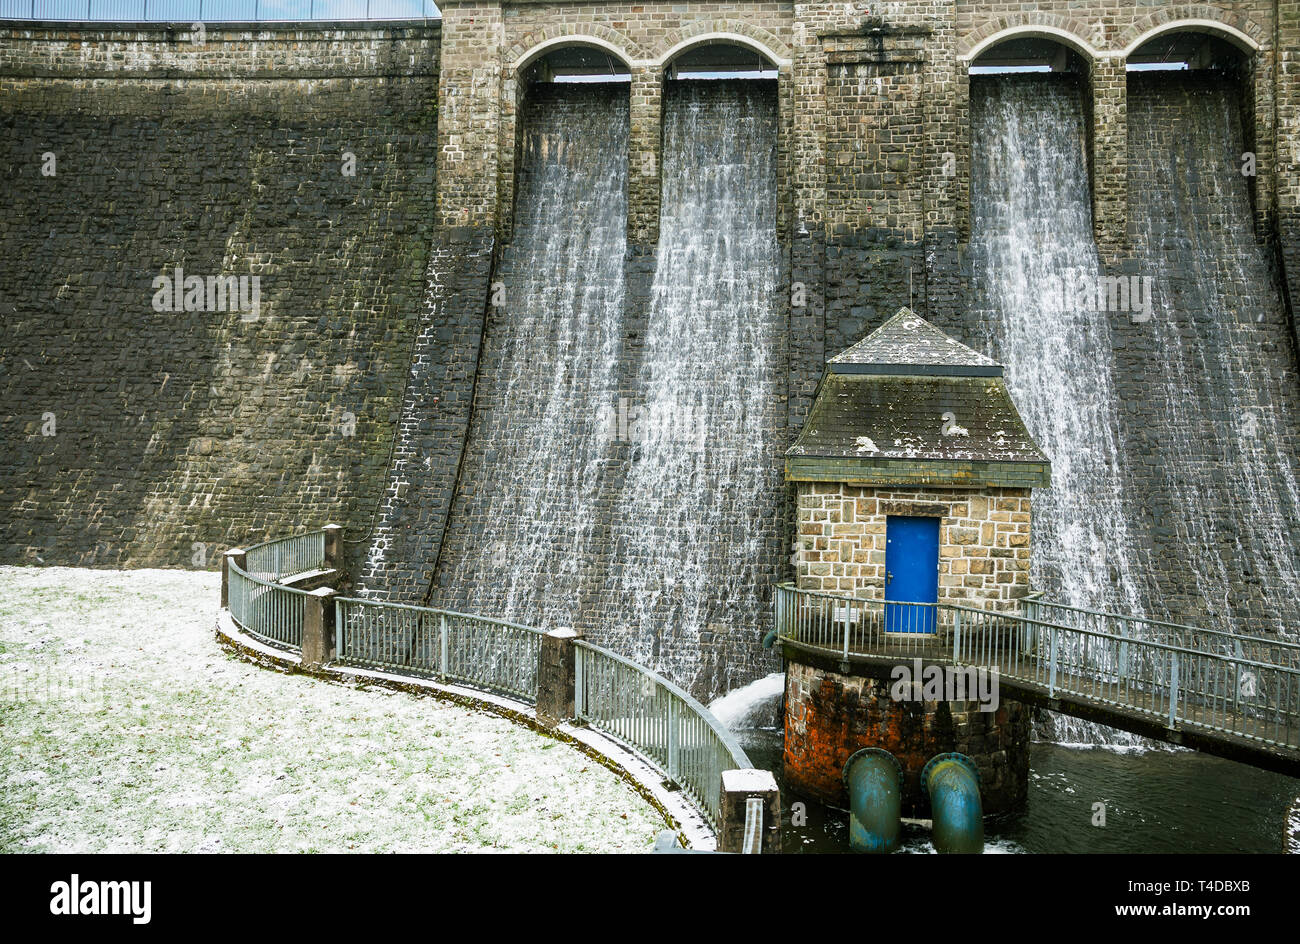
{"left": 783, "top": 658, "right": 1031, "bottom": 815}
{"left": 0, "top": 23, "right": 441, "bottom": 567}
{"left": 795, "top": 483, "right": 1033, "bottom": 609}
{"left": 3, "top": 0, "right": 1299, "bottom": 695}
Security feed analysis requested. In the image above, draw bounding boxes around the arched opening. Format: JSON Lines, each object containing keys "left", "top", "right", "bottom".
{"left": 1126, "top": 29, "right": 1250, "bottom": 73}
{"left": 1125, "top": 27, "right": 1257, "bottom": 214}
{"left": 518, "top": 43, "right": 632, "bottom": 85}
{"left": 968, "top": 36, "right": 1097, "bottom": 230}
{"left": 505, "top": 41, "right": 632, "bottom": 238}
{"left": 664, "top": 40, "right": 778, "bottom": 80}
{"left": 969, "top": 34, "right": 1091, "bottom": 75}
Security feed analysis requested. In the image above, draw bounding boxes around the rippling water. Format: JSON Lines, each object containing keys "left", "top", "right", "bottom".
{"left": 741, "top": 728, "right": 1297, "bottom": 853}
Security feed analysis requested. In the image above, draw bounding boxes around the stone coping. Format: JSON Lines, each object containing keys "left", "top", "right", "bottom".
{"left": 216, "top": 608, "right": 716, "bottom": 851}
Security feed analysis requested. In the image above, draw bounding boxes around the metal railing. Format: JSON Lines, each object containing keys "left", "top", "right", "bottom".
{"left": 226, "top": 558, "right": 311, "bottom": 650}
{"left": 774, "top": 583, "right": 1300, "bottom": 752}
{"left": 218, "top": 527, "right": 759, "bottom": 833}
{"left": 1026, "top": 597, "right": 1300, "bottom": 669}
{"left": 243, "top": 529, "right": 326, "bottom": 583}
{"left": 575, "top": 640, "right": 752, "bottom": 826}
{"left": 335, "top": 597, "right": 544, "bottom": 702}
{"left": 0, "top": 0, "right": 438, "bottom": 21}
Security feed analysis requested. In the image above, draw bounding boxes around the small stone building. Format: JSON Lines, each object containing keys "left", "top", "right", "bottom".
{"left": 786, "top": 308, "right": 1050, "bottom": 611}
{"left": 780, "top": 308, "right": 1052, "bottom": 818}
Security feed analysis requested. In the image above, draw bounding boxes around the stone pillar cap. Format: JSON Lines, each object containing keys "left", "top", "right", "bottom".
{"left": 722, "top": 769, "right": 779, "bottom": 793}
{"left": 547, "top": 627, "right": 581, "bottom": 639}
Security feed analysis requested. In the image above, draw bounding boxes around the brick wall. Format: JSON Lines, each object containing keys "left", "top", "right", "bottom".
{"left": 795, "top": 483, "right": 1033, "bottom": 609}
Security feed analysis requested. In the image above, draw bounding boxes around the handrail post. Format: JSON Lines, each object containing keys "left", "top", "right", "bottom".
{"left": 221, "top": 547, "right": 246, "bottom": 609}
{"left": 322, "top": 523, "right": 343, "bottom": 573}
{"left": 301, "top": 587, "right": 337, "bottom": 669}
{"left": 1169, "top": 650, "right": 1179, "bottom": 729}
{"left": 574, "top": 645, "right": 586, "bottom": 718}
{"left": 1048, "top": 625, "right": 1058, "bottom": 697}
{"left": 439, "top": 614, "right": 448, "bottom": 681}
{"left": 841, "top": 604, "right": 850, "bottom": 663}
{"left": 1118, "top": 618, "right": 1129, "bottom": 679}
{"left": 334, "top": 598, "right": 345, "bottom": 661}
{"left": 667, "top": 695, "right": 680, "bottom": 784}
{"left": 952, "top": 609, "right": 962, "bottom": 663}
{"left": 718, "top": 769, "right": 781, "bottom": 854}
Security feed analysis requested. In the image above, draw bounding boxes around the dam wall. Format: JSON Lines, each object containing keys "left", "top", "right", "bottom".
{"left": 0, "top": 22, "right": 443, "bottom": 567}
{"left": 3, "top": 1, "right": 1300, "bottom": 697}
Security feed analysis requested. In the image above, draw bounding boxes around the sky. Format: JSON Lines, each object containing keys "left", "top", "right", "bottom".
{"left": 2, "top": 0, "right": 439, "bottom": 19}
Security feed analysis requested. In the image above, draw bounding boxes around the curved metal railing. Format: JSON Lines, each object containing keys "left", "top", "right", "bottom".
{"left": 334, "top": 596, "right": 545, "bottom": 702}
{"left": 219, "top": 529, "right": 752, "bottom": 831}
{"left": 575, "top": 640, "right": 752, "bottom": 826}
{"left": 243, "top": 529, "right": 327, "bottom": 583}
{"left": 226, "top": 557, "right": 314, "bottom": 650}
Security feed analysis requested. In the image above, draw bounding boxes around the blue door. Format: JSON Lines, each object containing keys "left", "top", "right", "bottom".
{"left": 885, "top": 516, "right": 939, "bottom": 633}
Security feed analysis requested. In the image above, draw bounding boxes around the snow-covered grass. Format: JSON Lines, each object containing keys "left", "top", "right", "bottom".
{"left": 0, "top": 566, "right": 667, "bottom": 853}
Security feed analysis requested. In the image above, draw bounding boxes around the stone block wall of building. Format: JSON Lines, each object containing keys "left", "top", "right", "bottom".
{"left": 794, "top": 483, "right": 1033, "bottom": 609}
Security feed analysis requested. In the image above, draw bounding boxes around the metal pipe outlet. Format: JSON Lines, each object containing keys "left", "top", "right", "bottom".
{"left": 842, "top": 748, "right": 903, "bottom": 854}
{"left": 922, "top": 752, "right": 984, "bottom": 854}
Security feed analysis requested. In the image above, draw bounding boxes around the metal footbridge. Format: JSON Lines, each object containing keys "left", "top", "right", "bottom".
{"left": 772, "top": 584, "right": 1300, "bottom": 777}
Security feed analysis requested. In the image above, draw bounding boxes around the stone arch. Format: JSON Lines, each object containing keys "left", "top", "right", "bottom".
{"left": 651, "top": 20, "right": 793, "bottom": 69}
{"left": 1119, "top": 7, "right": 1265, "bottom": 58}
{"left": 506, "top": 27, "right": 642, "bottom": 76}
{"left": 959, "top": 16, "right": 1100, "bottom": 62}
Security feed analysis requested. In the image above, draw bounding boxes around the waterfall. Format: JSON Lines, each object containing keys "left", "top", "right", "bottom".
{"left": 969, "top": 75, "right": 1148, "bottom": 746}
{"left": 431, "top": 84, "right": 628, "bottom": 626}
{"left": 969, "top": 72, "right": 1300, "bottom": 744}
{"left": 607, "top": 80, "right": 783, "bottom": 694}
{"left": 1126, "top": 74, "right": 1300, "bottom": 637}
{"left": 969, "top": 76, "right": 1145, "bottom": 617}
{"left": 708, "top": 672, "right": 785, "bottom": 731}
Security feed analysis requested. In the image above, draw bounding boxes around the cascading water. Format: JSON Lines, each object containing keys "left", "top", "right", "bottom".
{"left": 430, "top": 85, "right": 628, "bottom": 627}
{"left": 969, "top": 72, "right": 1300, "bottom": 745}
{"left": 968, "top": 76, "right": 1148, "bottom": 744}
{"left": 1126, "top": 73, "right": 1300, "bottom": 637}
{"left": 607, "top": 80, "right": 784, "bottom": 695}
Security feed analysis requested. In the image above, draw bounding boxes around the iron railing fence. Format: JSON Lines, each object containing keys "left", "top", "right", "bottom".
{"left": 956, "top": 603, "right": 1299, "bottom": 748}
{"left": 243, "top": 529, "right": 326, "bottom": 583}
{"left": 226, "top": 559, "right": 309, "bottom": 650}
{"left": 335, "top": 597, "right": 544, "bottom": 702}
{"left": 0, "top": 0, "right": 437, "bottom": 21}
{"left": 220, "top": 530, "right": 759, "bottom": 836}
{"left": 575, "top": 640, "right": 752, "bottom": 827}
{"left": 1025, "top": 597, "right": 1300, "bottom": 670}
{"left": 774, "top": 583, "right": 1300, "bottom": 752}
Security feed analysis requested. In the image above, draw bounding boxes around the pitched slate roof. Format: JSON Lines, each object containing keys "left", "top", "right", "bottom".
{"left": 828, "top": 308, "right": 1002, "bottom": 376}
{"left": 788, "top": 310, "right": 1050, "bottom": 488}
